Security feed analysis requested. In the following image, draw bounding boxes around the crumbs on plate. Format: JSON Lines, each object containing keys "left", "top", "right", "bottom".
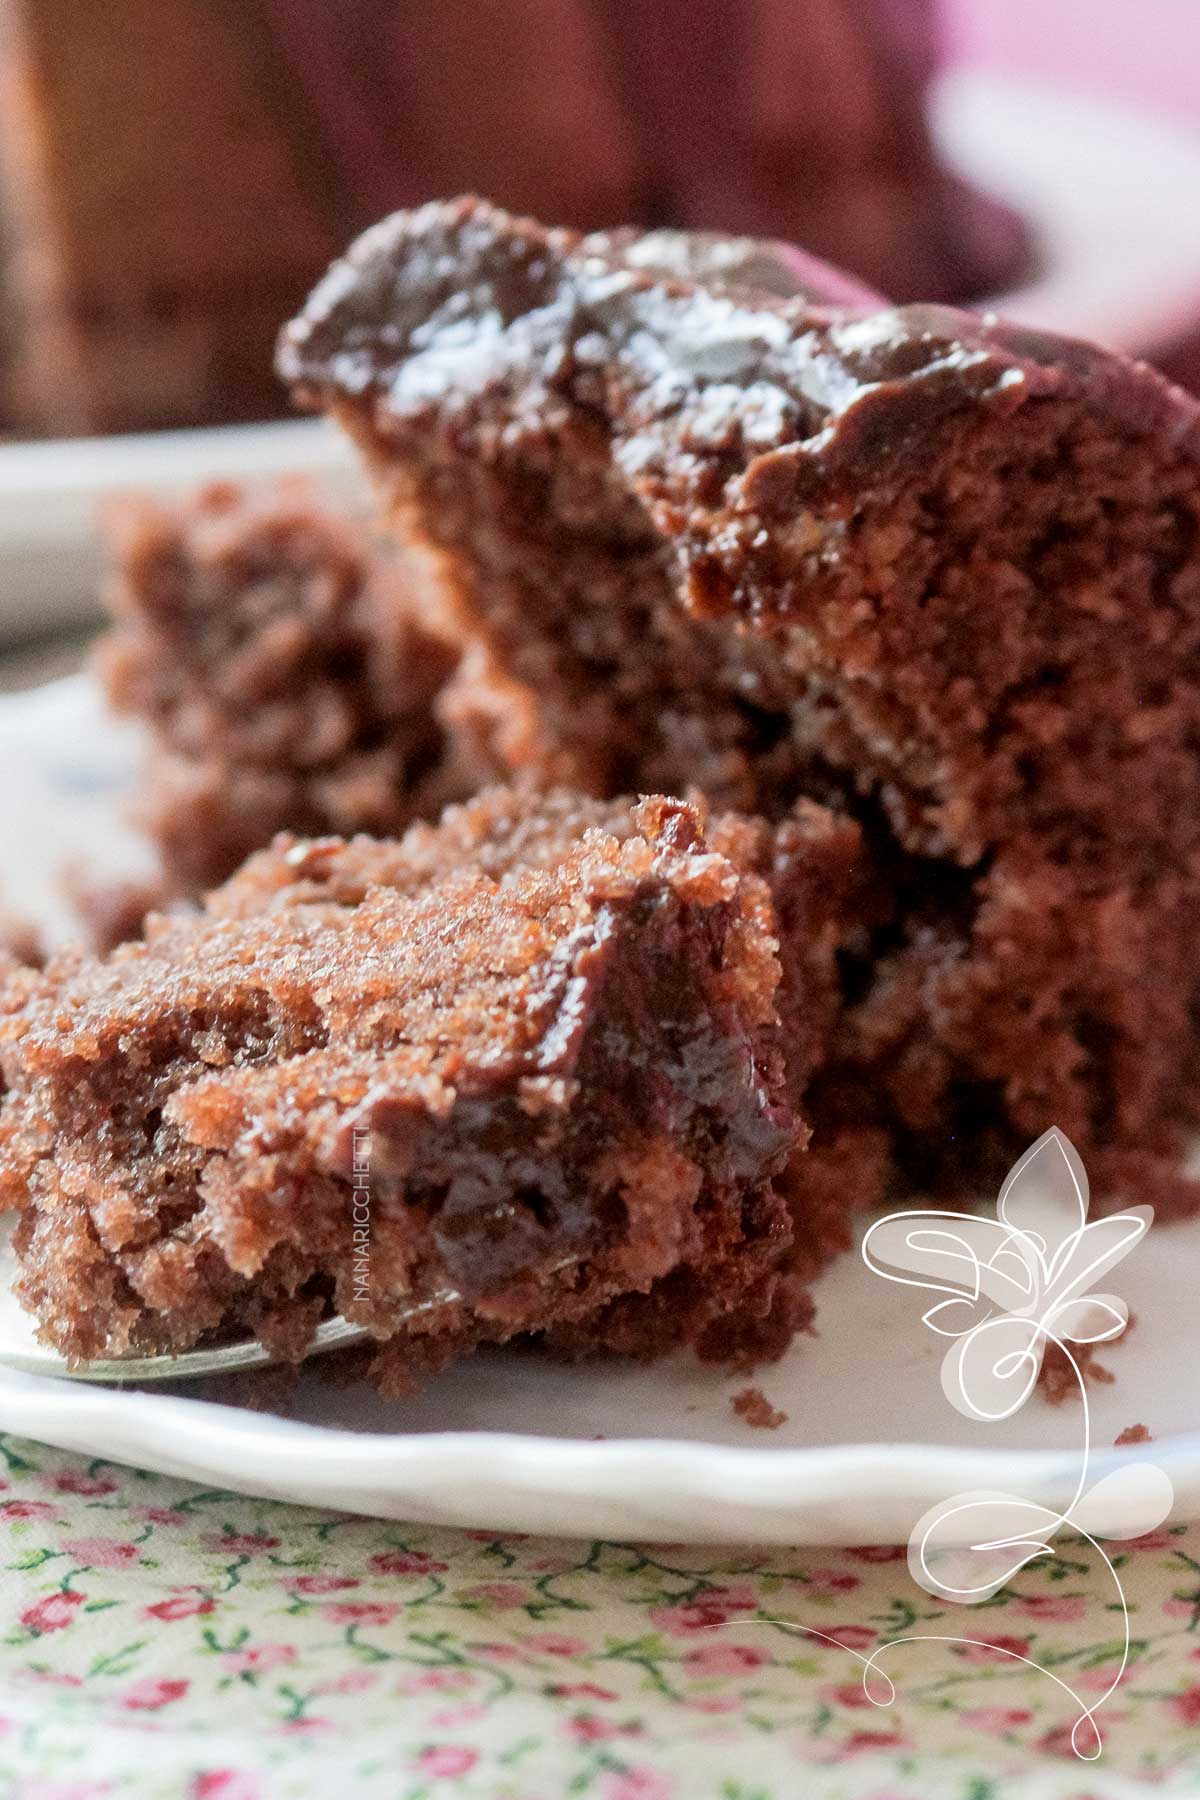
{"left": 731, "top": 1386, "right": 787, "bottom": 1430}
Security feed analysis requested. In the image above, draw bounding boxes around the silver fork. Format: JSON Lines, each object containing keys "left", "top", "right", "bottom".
{"left": 0, "top": 1313, "right": 374, "bottom": 1384}
{"left": 0, "top": 1261, "right": 581, "bottom": 1384}
{"left": 0, "top": 1226, "right": 580, "bottom": 1384}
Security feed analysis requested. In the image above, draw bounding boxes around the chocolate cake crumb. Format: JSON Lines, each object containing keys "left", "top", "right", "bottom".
{"left": 97, "top": 481, "right": 480, "bottom": 894}
{"left": 1114, "top": 1423, "right": 1152, "bottom": 1447}
{"left": 1038, "top": 1340, "right": 1119, "bottom": 1405}
{"left": 731, "top": 1385, "right": 787, "bottom": 1429}
{"left": 0, "top": 791, "right": 832, "bottom": 1386}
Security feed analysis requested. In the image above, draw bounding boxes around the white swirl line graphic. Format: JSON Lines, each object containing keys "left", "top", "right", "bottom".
{"left": 703, "top": 1128, "right": 1173, "bottom": 1760}
{"left": 860, "top": 1126, "right": 1173, "bottom": 1758}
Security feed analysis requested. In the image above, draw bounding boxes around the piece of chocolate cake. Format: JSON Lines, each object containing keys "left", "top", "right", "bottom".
{"left": 0, "top": 793, "right": 820, "bottom": 1384}
{"left": 98, "top": 482, "right": 478, "bottom": 894}
{"left": 212, "top": 783, "right": 887, "bottom": 1363}
{"left": 280, "top": 198, "right": 1200, "bottom": 1202}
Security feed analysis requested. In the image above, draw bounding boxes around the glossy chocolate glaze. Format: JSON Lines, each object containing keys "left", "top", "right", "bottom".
{"left": 279, "top": 196, "right": 1200, "bottom": 500}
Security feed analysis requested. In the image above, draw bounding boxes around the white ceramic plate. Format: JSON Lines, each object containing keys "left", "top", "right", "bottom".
{"left": 0, "top": 675, "right": 1197, "bottom": 1543}
{"left": 1, "top": 69, "right": 1198, "bottom": 644}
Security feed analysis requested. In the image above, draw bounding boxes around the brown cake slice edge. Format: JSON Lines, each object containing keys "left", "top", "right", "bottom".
{"left": 278, "top": 197, "right": 1200, "bottom": 1206}
{"left": 0, "top": 793, "right": 826, "bottom": 1388}
{"left": 96, "top": 480, "right": 482, "bottom": 896}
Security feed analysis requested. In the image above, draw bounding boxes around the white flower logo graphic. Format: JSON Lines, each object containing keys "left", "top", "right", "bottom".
{"left": 701, "top": 1128, "right": 1171, "bottom": 1759}
{"left": 862, "top": 1126, "right": 1174, "bottom": 1757}
{"left": 864, "top": 1126, "right": 1148, "bottom": 1426}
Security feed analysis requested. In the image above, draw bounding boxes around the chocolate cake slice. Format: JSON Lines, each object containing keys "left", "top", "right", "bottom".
{"left": 0, "top": 793, "right": 814, "bottom": 1385}
{"left": 279, "top": 199, "right": 1200, "bottom": 1200}
{"left": 98, "top": 482, "right": 479, "bottom": 893}
{"left": 212, "top": 783, "right": 887, "bottom": 1363}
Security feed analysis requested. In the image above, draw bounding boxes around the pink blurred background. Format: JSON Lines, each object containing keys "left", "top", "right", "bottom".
{"left": 949, "top": 0, "right": 1199, "bottom": 119}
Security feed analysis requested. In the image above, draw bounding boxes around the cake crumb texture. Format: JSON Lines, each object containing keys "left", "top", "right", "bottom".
{"left": 731, "top": 1385, "right": 787, "bottom": 1429}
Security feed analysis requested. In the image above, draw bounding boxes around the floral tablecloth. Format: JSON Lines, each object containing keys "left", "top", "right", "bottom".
{"left": 0, "top": 1435, "right": 1198, "bottom": 1798}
